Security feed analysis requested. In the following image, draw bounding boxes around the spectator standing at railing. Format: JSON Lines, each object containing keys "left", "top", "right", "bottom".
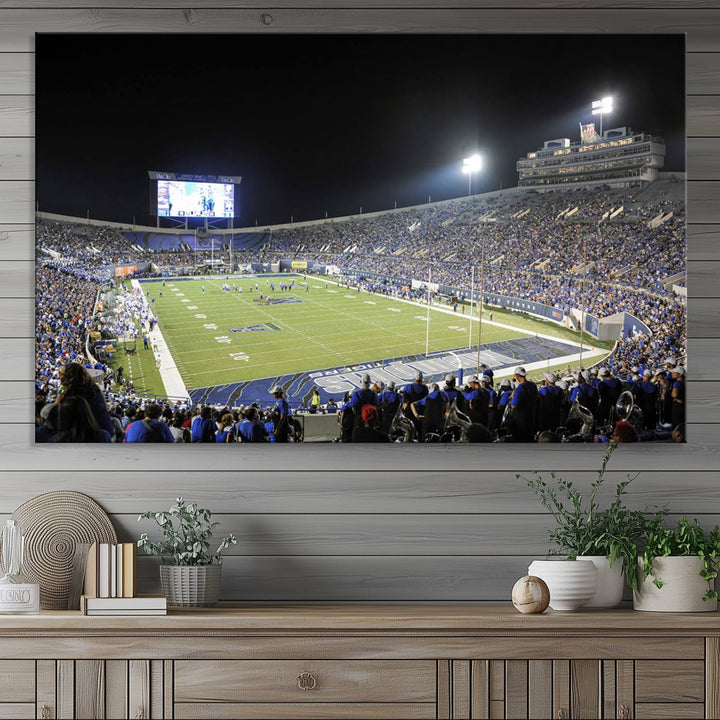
{"left": 309, "top": 388, "right": 321, "bottom": 414}
{"left": 270, "top": 386, "right": 290, "bottom": 443}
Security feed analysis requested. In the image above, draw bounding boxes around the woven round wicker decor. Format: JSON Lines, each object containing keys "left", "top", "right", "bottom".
{"left": 10, "top": 491, "right": 117, "bottom": 610}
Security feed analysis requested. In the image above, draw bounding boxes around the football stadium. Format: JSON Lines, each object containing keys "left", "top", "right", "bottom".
{"left": 34, "top": 32, "right": 687, "bottom": 444}
{"left": 36, "top": 152, "right": 686, "bottom": 443}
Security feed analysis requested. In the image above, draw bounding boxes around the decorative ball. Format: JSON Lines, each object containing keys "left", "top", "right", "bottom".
{"left": 512, "top": 575, "right": 550, "bottom": 614}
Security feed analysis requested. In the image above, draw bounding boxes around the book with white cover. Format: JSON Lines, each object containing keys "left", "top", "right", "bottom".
{"left": 110, "top": 544, "right": 117, "bottom": 597}
{"left": 116, "top": 543, "right": 123, "bottom": 598}
{"left": 85, "top": 609, "right": 167, "bottom": 616}
{"left": 98, "top": 543, "right": 111, "bottom": 598}
{"left": 82, "top": 594, "right": 167, "bottom": 612}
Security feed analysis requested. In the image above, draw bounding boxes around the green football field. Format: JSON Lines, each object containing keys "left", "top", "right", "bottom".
{"left": 117, "top": 275, "right": 609, "bottom": 396}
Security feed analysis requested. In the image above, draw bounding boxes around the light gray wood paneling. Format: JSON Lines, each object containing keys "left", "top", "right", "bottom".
{"left": 139, "top": 554, "right": 539, "bottom": 601}
{"left": 688, "top": 51, "right": 720, "bottom": 93}
{"left": 4, "top": 0, "right": 720, "bottom": 8}
{"left": 0, "top": 137, "right": 30, "bottom": 179}
{"left": 689, "top": 299, "right": 720, "bottom": 337}
{"left": 688, "top": 261, "right": 720, "bottom": 297}
{"left": 688, "top": 97, "right": 720, "bottom": 138}
{"left": 0, "top": 263, "right": 33, "bottom": 296}
{"left": 0, "top": 180, "right": 32, "bottom": 223}
{"left": 689, "top": 382, "right": 720, "bottom": 422}
{"left": 0, "top": 10, "right": 717, "bottom": 51}
{"left": 688, "top": 225, "right": 720, "bottom": 261}
{"left": 0, "top": 470, "right": 718, "bottom": 514}
{"left": 688, "top": 182, "right": 720, "bottom": 223}
{"left": 10, "top": 428, "right": 720, "bottom": 467}
{"left": 0, "top": 225, "right": 32, "bottom": 260}
{"left": 0, "top": 96, "right": 32, "bottom": 136}
{"left": 123, "top": 512, "right": 720, "bottom": 555}
{"left": 688, "top": 138, "right": 720, "bottom": 180}
{"left": 0, "top": 2, "right": 718, "bottom": 604}
{"left": 0, "top": 53, "right": 31, "bottom": 94}
{"left": 688, "top": 338, "right": 720, "bottom": 380}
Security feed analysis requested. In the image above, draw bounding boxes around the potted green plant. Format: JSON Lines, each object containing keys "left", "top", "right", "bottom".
{"left": 633, "top": 516, "right": 720, "bottom": 612}
{"left": 519, "top": 444, "right": 666, "bottom": 608}
{"left": 138, "top": 497, "right": 237, "bottom": 606}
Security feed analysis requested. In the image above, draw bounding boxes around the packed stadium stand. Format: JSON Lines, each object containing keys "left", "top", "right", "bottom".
{"left": 35, "top": 175, "right": 686, "bottom": 443}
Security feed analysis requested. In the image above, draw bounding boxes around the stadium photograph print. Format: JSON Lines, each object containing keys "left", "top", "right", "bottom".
{"left": 34, "top": 33, "right": 686, "bottom": 445}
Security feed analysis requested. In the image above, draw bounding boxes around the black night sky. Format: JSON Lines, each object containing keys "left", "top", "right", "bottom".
{"left": 36, "top": 34, "right": 685, "bottom": 228}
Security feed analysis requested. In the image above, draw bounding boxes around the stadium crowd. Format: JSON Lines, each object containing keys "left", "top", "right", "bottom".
{"left": 35, "top": 361, "right": 685, "bottom": 443}
{"left": 35, "top": 179, "right": 687, "bottom": 442}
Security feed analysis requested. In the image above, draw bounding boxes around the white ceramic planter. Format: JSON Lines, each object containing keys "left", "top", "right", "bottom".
{"left": 633, "top": 556, "right": 717, "bottom": 613}
{"left": 577, "top": 555, "right": 624, "bottom": 608}
{"left": 527, "top": 559, "right": 598, "bottom": 611}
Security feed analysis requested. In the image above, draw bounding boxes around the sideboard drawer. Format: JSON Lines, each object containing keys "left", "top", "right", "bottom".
{"left": 174, "top": 660, "right": 437, "bottom": 703}
{"left": 174, "top": 701, "right": 437, "bottom": 719}
{"left": 635, "top": 703, "right": 705, "bottom": 719}
{"left": 635, "top": 660, "right": 705, "bottom": 702}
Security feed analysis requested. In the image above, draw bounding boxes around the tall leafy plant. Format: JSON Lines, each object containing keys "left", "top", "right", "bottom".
{"left": 138, "top": 497, "right": 237, "bottom": 566}
{"left": 640, "top": 515, "right": 720, "bottom": 600}
{"left": 518, "top": 444, "right": 666, "bottom": 591}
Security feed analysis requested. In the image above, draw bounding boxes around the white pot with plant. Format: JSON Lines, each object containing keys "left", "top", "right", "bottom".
{"left": 138, "top": 497, "right": 237, "bottom": 607}
{"left": 519, "top": 444, "right": 665, "bottom": 609}
{"left": 633, "top": 516, "right": 719, "bottom": 613}
{"left": 526, "top": 558, "right": 598, "bottom": 611}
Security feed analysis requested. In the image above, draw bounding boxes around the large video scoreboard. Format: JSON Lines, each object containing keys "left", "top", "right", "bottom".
{"left": 149, "top": 171, "right": 242, "bottom": 219}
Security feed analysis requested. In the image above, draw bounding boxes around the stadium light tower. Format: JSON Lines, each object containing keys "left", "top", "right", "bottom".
{"left": 462, "top": 154, "right": 483, "bottom": 196}
{"left": 592, "top": 96, "right": 614, "bottom": 138}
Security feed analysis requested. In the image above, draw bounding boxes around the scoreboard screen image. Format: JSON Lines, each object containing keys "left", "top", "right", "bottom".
{"left": 157, "top": 180, "right": 234, "bottom": 218}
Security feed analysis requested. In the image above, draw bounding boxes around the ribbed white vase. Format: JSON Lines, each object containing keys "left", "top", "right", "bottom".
{"left": 633, "top": 556, "right": 717, "bottom": 612}
{"left": 577, "top": 555, "right": 624, "bottom": 608}
{"left": 528, "top": 559, "right": 598, "bottom": 611}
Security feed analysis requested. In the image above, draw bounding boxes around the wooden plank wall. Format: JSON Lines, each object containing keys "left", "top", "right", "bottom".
{"left": 1, "top": 1, "right": 718, "bottom": 603}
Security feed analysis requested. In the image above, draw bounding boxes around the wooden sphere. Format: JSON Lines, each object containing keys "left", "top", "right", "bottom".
{"left": 512, "top": 575, "right": 550, "bottom": 614}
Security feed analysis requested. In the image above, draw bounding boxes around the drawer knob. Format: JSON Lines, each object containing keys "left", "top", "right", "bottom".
{"left": 619, "top": 705, "right": 631, "bottom": 719}
{"left": 297, "top": 671, "right": 317, "bottom": 691}
{"left": 557, "top": 710, "right": 567, "bottom": 719}
{"left": 40, "top": 706, "right": 51, "bottom": 720}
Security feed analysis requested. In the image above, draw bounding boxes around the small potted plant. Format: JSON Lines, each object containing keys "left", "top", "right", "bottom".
{"left": 633, "top": 516, "right": 720, "bottom": 612}
{"left": 519, "top": 444, "right": 666, "bottom": 609}
{"left": 138, "top": 497, "right": 237, "bottom": 606}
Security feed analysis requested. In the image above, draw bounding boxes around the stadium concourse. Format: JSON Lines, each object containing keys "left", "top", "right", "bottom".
{"left": 35, "top": 179, "right": 686, "bottom": 442}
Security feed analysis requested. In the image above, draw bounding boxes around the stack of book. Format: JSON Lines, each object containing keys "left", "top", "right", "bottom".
{"left": 81, "top": 542, "right": 167, "bottom": 615}
{"left": 81, "top": 594, "right": 167, "bottom": 616}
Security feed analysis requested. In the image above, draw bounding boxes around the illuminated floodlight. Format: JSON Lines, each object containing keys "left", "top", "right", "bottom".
{"left": 591, "top": 96, "right": 614, "bottom": 136}
{"left": 462, "top": 154, "right": 483, "bottom": 174}
{"left": 462, "top": 154, "right": 483, "bottom": 196}
{"left": 592, "top": 96, "right": 614, "bottom": 116}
